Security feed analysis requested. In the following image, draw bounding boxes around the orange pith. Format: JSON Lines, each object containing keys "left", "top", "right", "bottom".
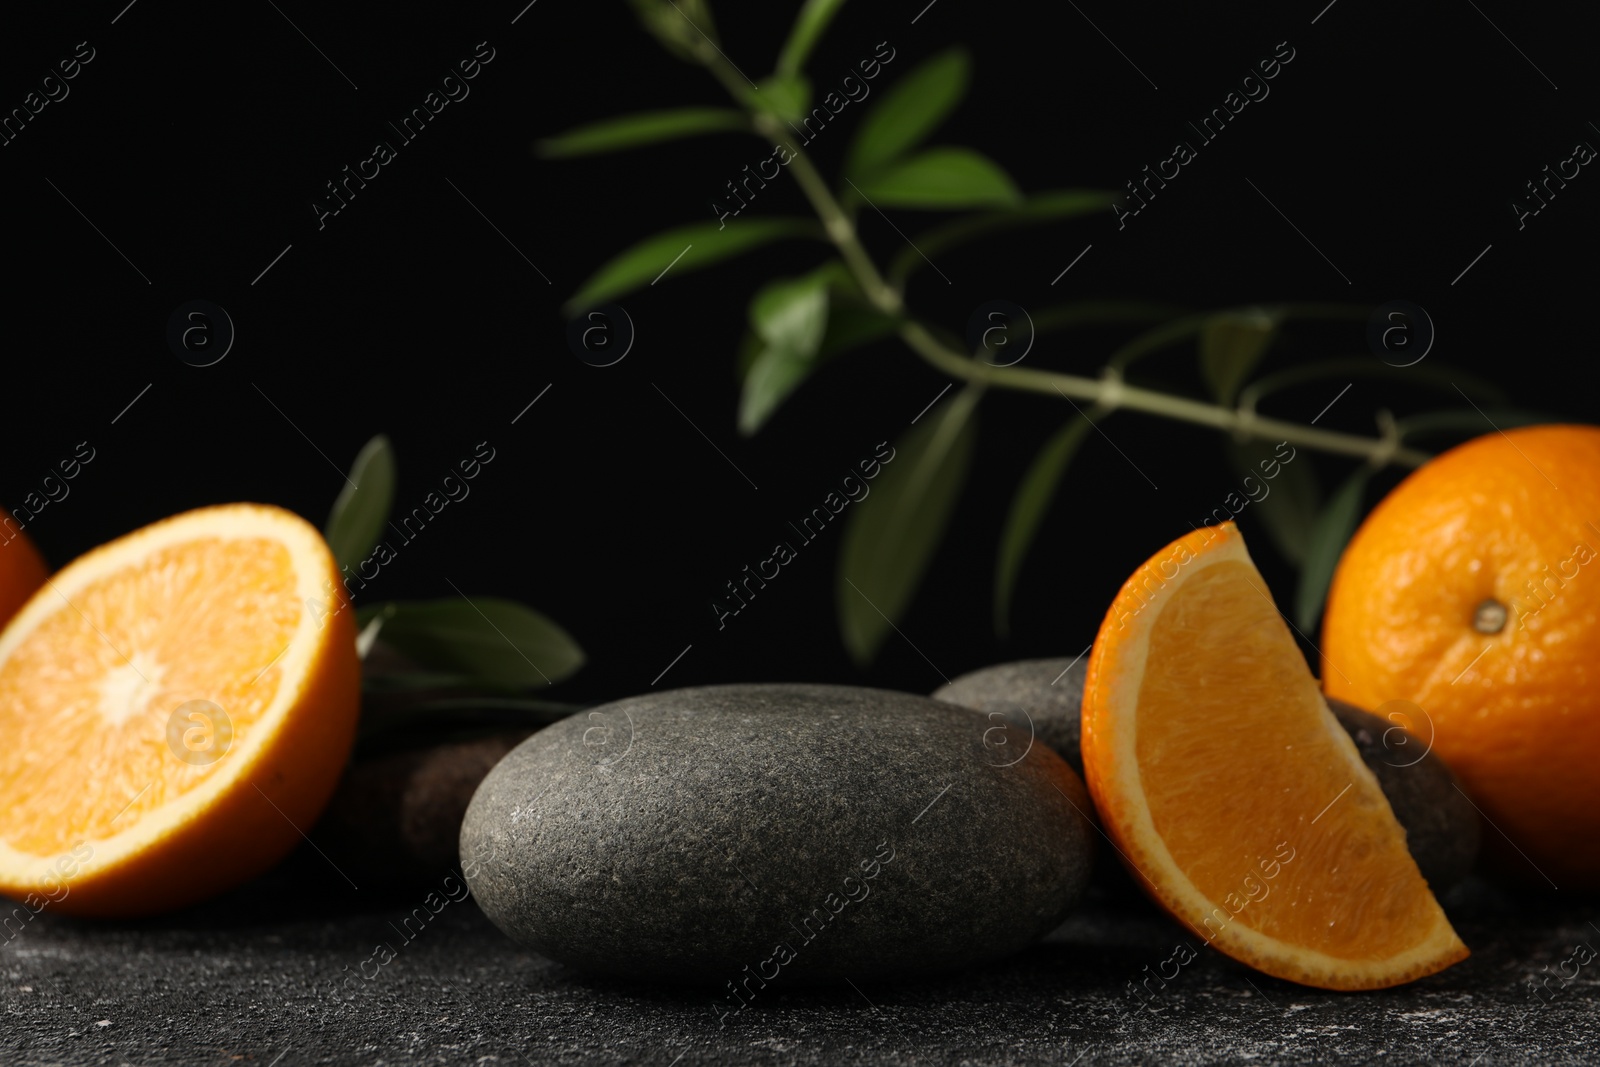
{"left": 0, "top": 504, "right": 361, "bottom": 916}
{"left": 1322, "top": 424, "right": 1600, "bottom": 886}
{"left": 1083, "top": 522, "right": 1467, "bottom": 990}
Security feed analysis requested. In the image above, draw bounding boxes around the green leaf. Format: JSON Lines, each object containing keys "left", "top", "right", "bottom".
{"left": 735, "top": 307, "right": 897, "bottom": 432}
{"left": 747, "top": 74, "right": 811, "bottom": 124}
{"left": 889, "top": 190, "right": 1116, "bottom": 283}
{"left": 837, "top": 385, "right": 980, "bottom": 665}
{"left": 566, "top": 217, "right": 820, "bottom": 314}
{"left": 324, "top": 435, "right": 396, "bottom": 573}
{"left": 538, "top": 108, "right": 748, "bottom": 158}
{"left": 750, "top": 273, "right": 830, "bottom": 354}
{"left": 737, "top": 263, "right": 898, "bottom": 433}
{"left": 1225, "top": 438, "right": 1319, "bottom": 568}
{"left": 740, "top": 347, "right": 816, "bottom": 435}
{"left": 776, "top": 0, "right": 849, "bottom": 76}
{"left": 629, "top": 0, "right": 718, "bottom": 62}
{"left": 850, "top": 147, "right": 1020, "bottom": 210}
{"left": 1295, "top": 469, "right": 1371, "bottom": 634}
{"left": 846, "top": 47, "right": 969, "bottom": 177}
{"left": 738, "top": 269, "right": 832, "bottom": 435}
{"left": 1200, "top": 308, "right": 1280, "bottom": 404}
{"left": 362, "top": 598, "right": 585, "bottom": 689}
{"left": 818, "top": 301, "right": 897, "bottom": 356}
{"left": 994, "top": 416, "right": 1095, "bottom": 637}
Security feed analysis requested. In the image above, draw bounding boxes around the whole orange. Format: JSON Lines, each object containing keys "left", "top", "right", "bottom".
{"left": 0, "top": 521, "right": 49, "bottom": 628}
{"left": 1322, "top": 424, "right": 1600, "bottom": 888}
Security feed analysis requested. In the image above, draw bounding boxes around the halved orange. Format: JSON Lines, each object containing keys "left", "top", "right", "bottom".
{"left": 0, "top": 504, "right": 360, "bottom": 916}
{"left": 1082, "top": 522, "right": 1467, "bottom": 990}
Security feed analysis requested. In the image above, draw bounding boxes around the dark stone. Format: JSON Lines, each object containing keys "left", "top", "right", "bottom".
{"left": 311, "top": 731, "right": 534, "bottom": 891}
{"left": 1325, "top": 697, "right": 1481, "bottom": 894}
{"left": 459, "top": 684, "right": 1095, "bottom": 986}
{"left": 933, "top": 658, "right": 1481, "bottom": 893}
{"left": 932, "top": 656, "right": 1087, "bottom": 775}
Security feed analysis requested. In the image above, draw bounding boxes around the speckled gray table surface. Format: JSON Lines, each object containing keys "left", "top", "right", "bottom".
{"left": 1, "top": 856, "right": 1593, "bottom": 1067}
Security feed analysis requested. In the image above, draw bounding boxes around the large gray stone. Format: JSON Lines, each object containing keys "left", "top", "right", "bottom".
{"left": 459, "top": 684, "right": 1094, "bottom": 990}
{"left": 932, "top": 657, "right": 1480, "bottom": 892}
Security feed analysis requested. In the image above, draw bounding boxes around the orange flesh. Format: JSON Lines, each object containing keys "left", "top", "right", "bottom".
{"left": 1138, "top": 560, "right": 1440, "bottom": 962}
{"left": 0, "top": 536, "right": 299, "bottom": 855}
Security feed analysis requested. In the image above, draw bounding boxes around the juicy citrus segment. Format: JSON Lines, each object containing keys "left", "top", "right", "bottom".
{"left": 1, "top": 536, "right": 301, "bottom": 855}
{"left": 1083, "top": 522, "right": 1467, "bottom": 990}
{"left": 0, "top": 504, "right": 360, "bottom": 916}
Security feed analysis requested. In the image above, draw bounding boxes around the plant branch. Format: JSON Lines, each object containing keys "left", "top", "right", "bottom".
{"left": 748, "top": 110, "right": 903, "bottom": 314}
{"left": 899, "top": 323, "right": 1428, "bottom": 466}
{"left": 694, "top": 38, "right": 1430, "bottom": 471}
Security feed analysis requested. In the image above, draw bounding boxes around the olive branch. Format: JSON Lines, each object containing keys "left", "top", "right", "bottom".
{"left": 546, "top": 0, "right": 1541, "bottom": 663}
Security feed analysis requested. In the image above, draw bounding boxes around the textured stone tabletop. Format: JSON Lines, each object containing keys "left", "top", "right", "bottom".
{"left": 2, "top": 851, "right": 1594, "bottom": 1067}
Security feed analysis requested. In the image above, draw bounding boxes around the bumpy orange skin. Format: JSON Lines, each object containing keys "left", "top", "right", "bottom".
{"left": 1323, "top": 425, "right": 1600, "bottom": 887}
{"left": 0, "top": 523, "right": 48, "bottom": 629}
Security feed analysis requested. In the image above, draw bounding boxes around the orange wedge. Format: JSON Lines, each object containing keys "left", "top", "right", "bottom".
{"left": 1081, "top": 522, "right": 1467, "bottom": 990}
{"left": 0, "top": 504, "right": 360, "bottom": 916}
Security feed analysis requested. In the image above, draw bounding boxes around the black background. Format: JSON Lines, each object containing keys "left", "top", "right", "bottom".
{"left": 2, "top": 0, "right": 1595, "bottom": 704}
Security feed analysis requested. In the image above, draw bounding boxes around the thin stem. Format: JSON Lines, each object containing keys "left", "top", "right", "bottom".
{"left": 902, "top": 323, "right": 1428, "bottom": 466}
{"left": 750, "top": 111, "right": 902, "bottom": 313}
{"left": 696, "top": 44, "right": 1429, "bottom": 471}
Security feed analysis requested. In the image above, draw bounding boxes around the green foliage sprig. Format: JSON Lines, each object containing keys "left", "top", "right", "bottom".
{"left": 324, "top": 435, "right": 586, "bottom": 745}
{"left": 547, "top": 0, "right": 1544, "bottom": 664}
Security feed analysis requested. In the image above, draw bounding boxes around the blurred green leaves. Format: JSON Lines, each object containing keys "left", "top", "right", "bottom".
{"left": 359, "top": 599, "right": 584, "bottom": 690}
{"left": 1226, "top": 437, "right": 1318, "bottom": 569}
{"left": 849, "top": 147, "right": 1020, "bottom": 209}
{"left": 995, "top": 415, "right": 1097, "bottom": 636}
{"left": 545, "top": 1, "right": 1544, "bottom": 668}
{"left": 539, "top": 108, "right": 747, "bottom": 158}
{"left": 838, "top": 386, "right": 980, "bottom": 664}
{"left": 776, "top": 0, "right": 850, "bottom": 76}
{"left": 1295, "top": 469, "right": 1371, "bottom": 633}
{"left": 741, "top": 272, "right": 831, "bottom": 433}
{"left": 325, "top": 435, "right": 396, "bottom": 573}
{"left": 1200, "top": 308, "right": 1280, "bottom": 404}
{"left": 749, "top": 74, "right": 811, "bottom": 124}
{"left": 889, "top": 191, "right": 1117, "bottom": 284}
{"left": 739, "top": 263, "right": 898, "bottom": 433}
{"left": 566, "top": 218, "right": 822, "bottom": 314}
{"left": 838, "top": 49, "right": 1021, "bottom": 210}
{"left": 326, "top": 435, "right": 585, "bottom": 702}
{"left": 753, "top": 272, "right": 831, "bottom": 358}
{"left": 845, "top": 48, "right": 969, "bottom": 177}
{"left": 628, "top": 0, "right": 718, "bottom": 62}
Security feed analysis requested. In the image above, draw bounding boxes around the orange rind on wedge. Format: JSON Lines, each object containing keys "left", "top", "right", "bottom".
{"left": 1082, "top": 522, "right": 1467, "bottom": 990}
